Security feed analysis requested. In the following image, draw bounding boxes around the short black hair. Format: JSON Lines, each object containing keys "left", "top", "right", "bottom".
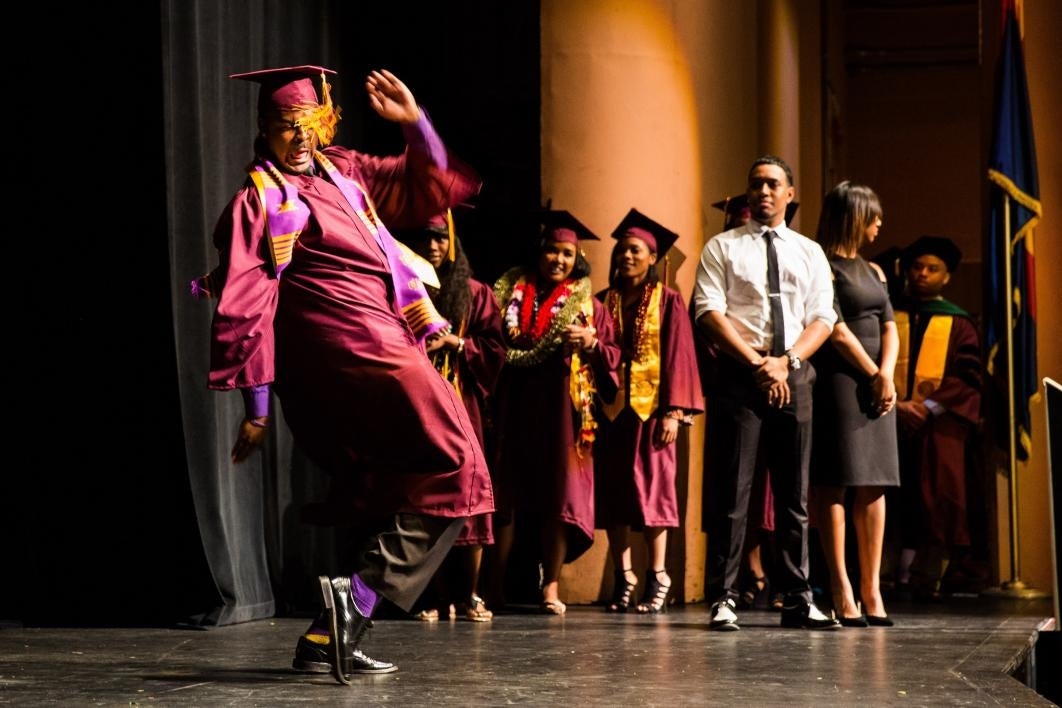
{"left": 748, "top": 155, "right": 794, "bottom": 187}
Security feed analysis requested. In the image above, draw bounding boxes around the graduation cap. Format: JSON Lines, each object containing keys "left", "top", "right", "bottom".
{"left": 611, "top": 208, "right": 684, "bottom": 284}
{"left": 539, "top": 209, "right": 599, "bottom": 245}
{"left": 390, "top": 208, "right": 464, "bottom": 263}
{"left": 427, "top": 209, "right": 458, "bottom": 262}
{"left": 231, "top": 64, "right": 336, "bottom": 110}
{"left": 231, "top": 65, "right": 341, "bottom": 144}
{"left": 710, "top": 194, "right": 799, "bottom": 231}
{"left": 610, "top": 208, "right": 679, "bottom": 258}
{"left": 900, "top": 235, "right": 962, "bottom": 272}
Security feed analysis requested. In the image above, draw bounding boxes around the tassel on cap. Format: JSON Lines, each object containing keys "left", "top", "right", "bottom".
{"left": 446, "top": 208, "right": 456, "bottom": 262}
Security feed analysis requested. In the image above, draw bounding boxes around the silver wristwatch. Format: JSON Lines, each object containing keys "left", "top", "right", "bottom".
{"left": 785, "top": 350, "right": 802, "bottom": 371}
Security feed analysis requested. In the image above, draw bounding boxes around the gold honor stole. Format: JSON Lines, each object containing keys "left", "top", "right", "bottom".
{"left": 248, "top": 163, "right": 308, "bottom": 276}
{"left": 601, "top": 283, "right": 662, "bottom": 422}
{"left": 894, "top": 310, "right": 953, "bottom": 402}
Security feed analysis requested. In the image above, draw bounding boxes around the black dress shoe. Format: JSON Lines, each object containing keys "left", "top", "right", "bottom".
{"left": 319, "top": 576, "right": 374, "bottom": 685}
{"left": 780, "top": 602, "right": 841, "bottom": 630}
{"left": 291, "top": 635, "right": 397, "bottom": 674}
{"left": 866, "top": 614, "right": 895, "bottom": 627}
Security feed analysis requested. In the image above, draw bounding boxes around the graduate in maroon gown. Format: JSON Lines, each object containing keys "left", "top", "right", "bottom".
{"left": 593, "top": 209, "right": 702, "bottom": 614}
{"left": 199, "top": 66, "right": 490, "bottom": 684}
{"left": 891, "top": 236, "right": 982, "bottom": 596}
{"left": 395, "top": 211, "right": 506, "bottom": 622}
{"left": 491, "top": 211, "right": 621, "bottom": 615}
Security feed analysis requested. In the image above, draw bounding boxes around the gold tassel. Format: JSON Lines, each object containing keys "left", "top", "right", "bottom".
{"left": 446, "top": 208, "right": 456, "bottom": 262}
{"left": 298, "top": 70, "right": 341, "bottom": 146}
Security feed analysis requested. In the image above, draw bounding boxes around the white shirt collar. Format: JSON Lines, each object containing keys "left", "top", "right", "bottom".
{"left": 745, "top": 220, "right": 792, "bottom": 239}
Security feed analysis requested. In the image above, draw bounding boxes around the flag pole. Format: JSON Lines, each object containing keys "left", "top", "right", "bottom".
{"left": 986, "top": 192, "right": 1046, "bottom": 599}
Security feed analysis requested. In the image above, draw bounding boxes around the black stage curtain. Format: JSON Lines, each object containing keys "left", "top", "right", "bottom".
{"left": 162, "top": 0, "right": 342, "bottom": 629}
{"left": 2, "top": 0, "right": 538, "bottom": 629}
{"left": 162, "top": 1, "right": 541, "bottom": 626}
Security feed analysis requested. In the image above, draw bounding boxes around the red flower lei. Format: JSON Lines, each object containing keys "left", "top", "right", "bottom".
{"left": 510, "top": 276, "right": 575, "bottom": 346}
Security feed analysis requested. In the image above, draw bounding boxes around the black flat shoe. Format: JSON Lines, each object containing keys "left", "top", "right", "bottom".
{"left": 839, "top": 615, "right": 869, "bottom": 628}
{"left": 866, "top": 614, "right": 895, "bottom": 627}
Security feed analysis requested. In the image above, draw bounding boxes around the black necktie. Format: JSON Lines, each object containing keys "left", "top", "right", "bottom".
{"left": 764, "top": 230, "right": 785, "bottom": 356}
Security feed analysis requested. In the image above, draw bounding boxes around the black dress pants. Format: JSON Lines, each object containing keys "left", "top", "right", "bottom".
{"left": 353, "top": 513, "right": 466, "bottom": 612}
{"left": 704, "top": 356, "right": 815, "bottom": 606}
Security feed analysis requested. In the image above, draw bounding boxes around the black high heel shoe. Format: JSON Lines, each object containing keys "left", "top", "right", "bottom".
{"left": 636, "top": 569, "right": 671, "bottom": 614}
{"left": 606, "top": 569, "right": 638, "bottom": 613}
{"left": 737, "top": 575, "right": 767, "bottom": 610}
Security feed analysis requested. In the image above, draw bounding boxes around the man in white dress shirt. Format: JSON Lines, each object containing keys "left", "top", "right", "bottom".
{"left": 692, "top": 156, "right": 839, "bottom": 631}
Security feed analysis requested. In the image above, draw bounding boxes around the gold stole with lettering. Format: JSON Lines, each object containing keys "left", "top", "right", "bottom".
{"left": 894, "top": 310, "right": 953, "bottom": 402}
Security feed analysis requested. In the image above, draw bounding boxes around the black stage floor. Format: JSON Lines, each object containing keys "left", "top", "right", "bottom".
{"left": 2, "top": 596, "right": 1056, "bottom": 706}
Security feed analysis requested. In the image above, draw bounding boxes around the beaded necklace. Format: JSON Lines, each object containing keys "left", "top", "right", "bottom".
{"left": 605, "top": 280, "right": 656, "bottom": 363}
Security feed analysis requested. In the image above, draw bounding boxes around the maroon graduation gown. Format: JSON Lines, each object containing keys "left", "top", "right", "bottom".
{"left": 207, "top": 137, "right": 493, "bottom": 524}
{"left": 896, "top": 304, "right": 982, "bottom": 546}
{"left": 492, "top": 289, "right": 620, "bottom": 562}
{"left": 593, "top": 285, "right": 703, "bottom": 528}
{"left": 446, "top": 278, "right": 506, "bottom": 545}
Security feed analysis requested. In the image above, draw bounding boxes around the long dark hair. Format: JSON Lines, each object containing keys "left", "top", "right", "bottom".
{"left": 815, "top": 181, "right": 882, "bottom": 255}
{"left": 432, "top": 234, "right": 472, "bottom": 328}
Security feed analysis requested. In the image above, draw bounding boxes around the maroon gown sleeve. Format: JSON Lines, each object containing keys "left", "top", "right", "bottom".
{"left": 207, "top": 187, "right": 279, "bottom": 390}
{"left": 460, "top": 280, "right": 507, "bottom": 409}
{"left": 658, "top": 287, "right": 704, "bottom": 415}
{"left": 328, "top": 114, "right": 481, "bottom": 231}
{"left": 929, "top": 315, "right": 982, "bottom": 426}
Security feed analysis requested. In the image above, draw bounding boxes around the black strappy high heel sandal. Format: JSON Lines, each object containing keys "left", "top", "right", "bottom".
{"left": 737, "top": 575, "right": 767, "bottom": 610}
{"left": 636, "top": 569, "right": 671, "bottom": 614}
{"left": 606, "top": 569, "right": 638, "bottom": 613}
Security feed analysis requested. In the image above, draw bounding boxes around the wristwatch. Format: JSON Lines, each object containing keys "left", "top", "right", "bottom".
{"left": 784, "top": 350, "right": 802, "bottom": 371}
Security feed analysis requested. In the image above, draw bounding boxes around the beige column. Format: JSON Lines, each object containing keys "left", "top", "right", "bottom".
{"left": 539, "top": 0, "right": 823, "bottom": 606}
{"left": 541, "top": 0, "right": 711, "bottom": 605}
{"left": 757, "top": 0, "right": 803, "bottom": 209}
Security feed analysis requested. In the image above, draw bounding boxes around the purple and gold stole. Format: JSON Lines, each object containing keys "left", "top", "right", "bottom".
{"left": 248, "top": 163, "right": 310, "bottom": 276}
{"left": 313, "top": 152, "right": 449, "bottom": 342}
{"left": 192, "top": 156, "right": 449, "bottom": 343}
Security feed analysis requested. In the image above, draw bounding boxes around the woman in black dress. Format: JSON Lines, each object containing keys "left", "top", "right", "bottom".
{"left": 811, "top": 182, "right": 899, "bottom": 627}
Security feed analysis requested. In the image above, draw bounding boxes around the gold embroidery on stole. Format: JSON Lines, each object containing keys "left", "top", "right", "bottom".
{"left": 894, "top": 311, "right": 952, "bottom": 402}
{"left": 601, "top": 283, "right": 662, "bottom": 422}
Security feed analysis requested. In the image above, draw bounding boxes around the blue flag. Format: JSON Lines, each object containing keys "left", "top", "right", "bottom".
{"left": 986, "top": 2, "right": 1041, "bottom": 461}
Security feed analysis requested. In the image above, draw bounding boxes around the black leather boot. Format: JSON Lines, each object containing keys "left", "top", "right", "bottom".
{"left": 319, "top": 575, "right": 374, "bottom": 685}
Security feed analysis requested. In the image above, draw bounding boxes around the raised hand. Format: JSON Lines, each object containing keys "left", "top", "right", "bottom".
{"left": 365, "top": 69, "right": 420, "bottom": 124}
